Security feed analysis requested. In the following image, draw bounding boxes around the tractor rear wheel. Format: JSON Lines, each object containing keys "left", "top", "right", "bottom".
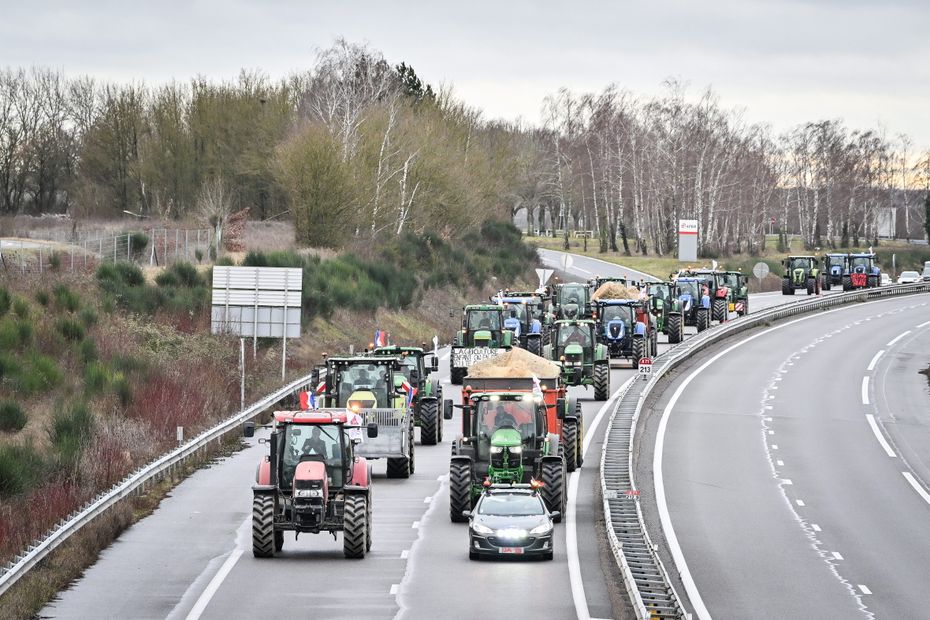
{"left": 842, "top": 276, "right": 852, "bottom": 291}
{"left": 668, "top": 313, "right": 682, "bottom": 344}
{"left": 712, "top": 298, "right": 727, "bottom": 323}
{"left": 343, "top": 494, "right": 367, "bottom": 559}
{"left": 420, "top": 400, "right": 439, "bottom": 445}
{"left": 867, "top": 275, "right": 878, "bottom": 288}
{"left": 593, "top": 362, "right": 609, "bottom": 401}
{"left": 574, "top": 400, "right": 585, "bottom": 468}
{"left": 563, "top": 418, "right": 578, "bottom": 472}
{"left": 387, "top": 455, "right": 411, "bottom": 478}
{"left": 274, "top": 531, "right": 284, "bottom": 553}
{"left": 252, "top": 494, "right": 275, "bottom": 558}
{"left": 449, "top": 461, "right": 472, "bottom": 522}
{"left": 697, "top": 308, "right": 710, "bottom": 332}
{"left": 631, "top": 336, "right": 644, "bottom": 368}
{"left": 366, "top": 490, "right": 373, "bottom": 552}
{"left": 782, "top": 278, "right": 792, "bottom": 295}
{"left": 527, "top": 335, "right": 541, "bottom": 356}
{"left": 540, "top": 459, "right": 565, "bottom": 522}
{"left": 806, "top": 277, "right": 815, "bottom": 295}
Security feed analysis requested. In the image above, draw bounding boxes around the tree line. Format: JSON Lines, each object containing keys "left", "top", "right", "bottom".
{"left": 1, "top": 40, "right": 928, "bottom": 253}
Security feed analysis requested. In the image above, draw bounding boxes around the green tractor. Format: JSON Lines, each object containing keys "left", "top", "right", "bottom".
{"left": 718, "top": 270, "right": 750, "bottom": 316}
{"left": 781, "top": 256, "right": 821, "bottom": 295}
{"left": 552, "top": 282, "right": 590, "bottom": 320}
{"left": 543, "top": 319, "right": 610, "bottom": 400}
{"left": 372, "top": 345, "right": 443, "bottom": 445}
{"left": 646, "top": 281, "right": 685, "bottom": 344}
{"left": 446, "top": 377, "right": 568, "bottom": 522}
{"left": 450, "top": 305, "right": 514, "bottom": 385}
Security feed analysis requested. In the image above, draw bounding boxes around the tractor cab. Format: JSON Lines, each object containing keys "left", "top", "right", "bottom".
{"left": 552, "top": 320, "right": 596, "bottom": 364}
{"left": 822, "top": 253, "right": 848, "bottom": 289}
{"left": 471, "top": 393, "right": 547, "bottom": 482}
{"left": 554, "top": 283, "right": 590, "bottom": 319}
{"left": 373, "top": 345, "right": 438, "bottom": 386}
{"left": 719, "top": 271, "right": 749, "bottom": 315}
{"left": 462, "top": 305, "right": 508, "bottom": 347}
{"left": 844, "top": 253, "right": 879, "bottom": 290}
{"left": 372, "top": 345, "right": 443, "bottom": 445}
{"left": 673, "top": 276, "right": 712, "bottom": 330}
{"left": 588, "top": 275, "right": 629, "bottom": 296}
{"left": 491, "top": 294, "right": 545, "bottom": 354}
{"left": 647, "top": 281, "right": 685, "bottom": 343}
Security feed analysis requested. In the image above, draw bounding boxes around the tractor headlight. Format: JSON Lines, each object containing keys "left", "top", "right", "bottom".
{"left": 295, "top": 489, "right": 323, "bottom": 498}
{"left": 530, "top": 522, "right": 553, "bottom": 535}
{"left": 489, "top": 445, "right": 504, "bottom": 454}
{"left": 472, "top": 523, "right": 494, "bottom": 535}
{"left": 509, "top": 446, "right": 523, "bottom": 455}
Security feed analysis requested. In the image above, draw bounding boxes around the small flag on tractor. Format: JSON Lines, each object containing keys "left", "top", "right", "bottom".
{"left": 299, "top": 391, "right": 310, "bottom": 410}
{"left": 374, "top": 330, "right": 386, "bottom": 347}
{"left": 401, "top": 379, "right": 417, "bottom": 407}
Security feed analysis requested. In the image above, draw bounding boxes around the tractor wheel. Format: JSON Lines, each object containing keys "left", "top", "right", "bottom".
{"left": 527, "top": 336, "right": 541, "bottom": 356}
{"left": 806, "top": 277, "right": 815, "bottom": 295}
{"left": 668, "top": 313, "right": 682, "bottom": 344}
{"left": 450, "top": 366, "right": 464, "bottom": 385}
{"left": 712, "top": 298, "right": 727, "bottom": 323}
{"left": 842, "top": 276, "right": 852, "bottom": 292}
{"left": 631, "top": 336, "right": 644, "bottom": 368}
{"left": 252, "top": 494, "right": 275, "bottom": 558}
{"left": 740, "top": 300, "right": 749, "bottom": 317}
{"left": 867, "top": 275, "right": 878, "bottom": 289}
{"left": 563, "top": 418, "right": 578, "bottom": 472}
{"left": 366, "top": 490, "right": 373, "bottom": 552}
{"left": 574, "top": 400, "right": 585, "bottom": 468}
{"left": 449, "top": 461, "right": 472, "bottom": 523}
{"left": 540, "top": 460, "right": 565, "bottom": 522}
{"left": 822, "top": 277, "right": 831, "bottom": 291}
{"left": 343, "top": 494, "right": 367, "bottom": 559}
{"left": 593, "top": 362, "right": 609, "bottom": 401}
{"left": 782, "top": 278, "right": 792, "bottom": 295}
{"left": 697, "top": 308, "right": 710, "bottom": 332}
{"left": 420, "top": 400, "right": 439, "bottom": 445}
{"left": 274, "top": 530, "right": 284, "bottom": 553}
{"left": 387, "top": 455, "right": 411, "bottom": 479}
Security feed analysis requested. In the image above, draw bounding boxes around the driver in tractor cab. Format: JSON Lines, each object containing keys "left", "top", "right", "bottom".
{"left": 560, "top": 324, "right": 588, "bottom": 347}
{"left": 504, "top": 309, "right": 521, "bottom": 338}
{"left": 493, "top": 403, "right": 518, "bottom": 429}
{"left": 302, "top": 426, "right": 327, "bottom": 457}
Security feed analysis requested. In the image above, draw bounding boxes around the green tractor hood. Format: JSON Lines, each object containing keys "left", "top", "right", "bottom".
{"left": 564, "top": 343, "right": 584, "bottom": 357}
{"left": 792, "top": 268, "right": 806, "bottom": 284}
{"left": 473, "top": 330, "right": 492, "bottom": 345}
{"left": 490, "top": 427, "right": 522, "bottom": 448}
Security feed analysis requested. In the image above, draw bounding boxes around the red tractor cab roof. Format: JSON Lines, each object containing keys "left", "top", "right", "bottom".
{"left": 273, "top": 410, "right": 351, "bottom": 425}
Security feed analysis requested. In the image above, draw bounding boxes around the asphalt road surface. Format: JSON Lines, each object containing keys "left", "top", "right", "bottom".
{"left": 638, "top": 293, "right": 930, "bottom": 618}
{"left": 40, "top": 250, "right": 841, "bottom": 620}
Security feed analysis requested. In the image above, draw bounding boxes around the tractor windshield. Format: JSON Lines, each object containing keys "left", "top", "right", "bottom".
{"left": 467, "top": 310, "right": 501, "bottom": 332}
{"left": 336, "top": 363, "right": 389, "bottom": 408}
{"left": 503, "top": 303, "right": 527, "bottom": 323}
{"left": 849, "top": 256, "right": 872, "bottom": 270}
{"left": 557, "top": 324, "right": 593, "bottom": 348}
{"left": 558, "top": 284, "right": 588, "bottom": 306}
{"left": 647, "top": 284, "right": 669, "bottom": 301}
{"left": 719, "top": 273, "right": 740, "bottom": 288}
{"left": 790, "top": 258, "right": 811, "bottom": 270}
{"left": 677, "top": 280, "right": 699, "bottom": 298}
{"left": 827, "top": 256, "right": 846, "bottom": 268}
{"left": 282, "top": 423, "right": 344, "bottom": 489}
{"left": 600, "top": 304, "right": 633, "bottom": 325}
{"left": 475, "top": 398, "right": 542, "bottom": 446}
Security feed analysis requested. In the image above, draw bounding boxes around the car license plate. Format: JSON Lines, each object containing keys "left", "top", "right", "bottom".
{"left": 498, "top": 547, "right": 524, "bottom": 554}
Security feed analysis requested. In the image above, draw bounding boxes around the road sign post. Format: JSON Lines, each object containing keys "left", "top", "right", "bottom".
{"left": 639, "top": 357, "right": 653, "bottom": 380}
{"left": 678, "top": 220, "right": 698, "bottom": 261}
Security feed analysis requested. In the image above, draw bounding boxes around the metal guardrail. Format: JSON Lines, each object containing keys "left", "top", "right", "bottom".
{"left": 0, "top": 369, "right": 321, "bottom": 598}
{"left": 600, "top": 281, "right": 930, "bottom": 619}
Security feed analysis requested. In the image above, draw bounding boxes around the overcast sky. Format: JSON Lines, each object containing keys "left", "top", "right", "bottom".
{"left": 2, "top": 0, "right": 928, "bottom": 148}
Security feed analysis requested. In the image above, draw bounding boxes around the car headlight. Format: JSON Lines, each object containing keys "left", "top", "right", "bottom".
{"left": 295, "top": 489, "right": 323, "bottom": 498}
{"left": 489, "top": 446, "right": 503, "bottom": 454}
{"left": 530, "top": 522, "right": 553, "bottom": 535}
{"left": 472, "top": 523, "right": 494, "bottom": 535}
{"left": 509, "top": 446, "right": 522, "bottom": 454}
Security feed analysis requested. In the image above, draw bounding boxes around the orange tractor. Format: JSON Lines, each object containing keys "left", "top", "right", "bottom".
{"left": 246, "top": 410, "right": 378, "bottom": 559}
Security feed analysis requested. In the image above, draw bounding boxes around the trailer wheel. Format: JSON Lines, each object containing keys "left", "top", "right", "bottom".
{"left": 449, "top": 461, "right": 472, "bottom": 523}
{"left": 712, "top": 298, "right": 727, "bottom": 323}
{"left": 343, "top": 494, "right": 367, "bottom": 559}
{"left": 593, "top": 362, "right": 609, "bottom": 401}
{"left": 541, "top": 460, "right": 565, "bottom": 522}
{"left": 387, "top": 455, "right": 411, "bottom": 478}
{"left": 668, "top": 313, "right": 683, "bottom": 344}
{"left": 697, "top": 308, "right": 710, "bottom": 332}
{"left": 252, "top": 494, "right": 275, "bottom": 558}
{"left": 563, "top": 418, "right": 578, "bottom": 472}
{"left": 419, "top": 400, "right": 440, "bottom": 446}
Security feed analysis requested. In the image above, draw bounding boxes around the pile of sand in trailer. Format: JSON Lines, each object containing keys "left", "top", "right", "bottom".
{"left": 591, "top": 282, "right": 641, "bottom": 301}
{"left": 468, "top": 348, "right": 560, "bottom": 378}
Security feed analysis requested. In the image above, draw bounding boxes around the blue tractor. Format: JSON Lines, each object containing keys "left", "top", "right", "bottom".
{"left": 674, "top": 276, "right": 712, "bottom": 332}
{"left": 592, "top": 299, "right": 657, "bottom": 368}
{"left": 491, "top": 294, "right": 545, "bottom": 356}
{"left": 821, "top": 253, "right": 847, "bottom": 291}
{"left": 843, "top": 253, "right": 880, "bottom": 291}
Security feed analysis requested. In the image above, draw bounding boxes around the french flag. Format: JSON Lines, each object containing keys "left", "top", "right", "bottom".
{"left": 374, "top": 330, "right": 386, "bottom": 347}
{"left": 299, "top": 390, "right": 317, "bottom": 410}
{"left": 401, "top": 379, "right": 417, "bottom": 407}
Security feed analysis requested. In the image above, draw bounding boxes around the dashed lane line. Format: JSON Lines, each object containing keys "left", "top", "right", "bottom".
{"left": 902, "top": 472, "right": 930, "bottom": 507}
{"left": 861, "top": 377, "right": 870, "bottom": 405}
{"left": 866, "top": 350, "right": 884, "bottom": 371}
{"left": 886, "top": 330, "right": 911, "bottom": 347}
{"left": 864, "top": 415, "right": 897, "bottom": 458}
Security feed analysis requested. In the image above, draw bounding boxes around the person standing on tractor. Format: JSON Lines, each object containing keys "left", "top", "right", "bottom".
{"left": 504, "top": 309, "right": 522, "bottom": 339}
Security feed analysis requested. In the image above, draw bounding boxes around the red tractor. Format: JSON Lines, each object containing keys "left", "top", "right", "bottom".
{"left": 246, "top": 410, "right": 379, "bottom": 559}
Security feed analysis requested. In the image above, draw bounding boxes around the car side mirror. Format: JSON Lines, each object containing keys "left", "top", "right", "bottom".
{"left": 461, "top": 510, "right": 472, "bottom": 518}
{"left": 443, "top": 399, "right": 454, "bottom": 420}
{"left": 549, "top": 511, "right": 560, "bottom": 519}
{"left": 367, "top": 423, "right": 378, "bottom": 438}
{"left": 242, "top": 421, "right": 255, "bottom": 438}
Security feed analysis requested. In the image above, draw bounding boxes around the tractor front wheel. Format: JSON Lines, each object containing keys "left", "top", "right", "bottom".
{"left": 540, "top": 459, "right": 566, "bottom": 522}
{"left": 631, "top": 336, "right": 644, "bottom": 368}
{"left": 668, "top": 313, "right": 682, "bottom": 344}
{"left": 593, "top": 362, "right": 609, "bottom": 401}
{"left": 697, "top": 308, "right": 710, "bottom": 332}
{"left": 563, "top": 418, "right": 578, "bottom": 472}
{"left": 343, "top": 494, "right": 368, "bottom": 559}
{"left": 806, "top": 277, "right": 815, "bottom": 295}
{"left": 782, "top": 278, "right": 792, "bottom": 295}
{"left": 574, "top": 400, "right": 585, "bottom": 468}
{"left": 420, "top": 400, "right": 439, "bottom": 445}
{"left": 449, "top": 461, "right": 472, "bottom": 523}
{"left": 252, "top": 494, "right": 275, "bottom": 558}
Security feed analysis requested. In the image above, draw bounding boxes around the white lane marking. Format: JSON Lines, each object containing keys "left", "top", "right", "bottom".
{"left": 411, "top": 521, "right": 420, "bottom": 529}
{"left": 568, "top": 376, "right": 634, "bottom": 620}
{"left": 886, "top": 330, "right": 911, "bottom": 346}
{"left": 782, "top": 479, "right": 793, "bottom": 485}
{"left": 833, "top": 552, "right": 844, "bottom": 560}
{"left": 400, "top": 549, "right": 409, "bottom": 559}
{"left": 777, "top": 460, "right": 785, "bottom": 466}
{"left": 390, "top": 584, "right": 399, "bottom": 595}
{"left": 185, "top": 548, "right": 243, "bottom": 620}
{"left": 575, "top": 267, "right": 593, "bottom": 275}
{"left": 796, "top": 499, "right": 806, "bottom": 507}
{"left": 423, "top": 496, "right": 432, "bottom": 504}
{"left": 772, "top": 445, "right": 779, "bottom": 450}
{"left": 902, "top": 472, "right": 930, "bottom": 506}
{"left": 652, "top": 301, "right": 899, "bottom": 620}
{"left": 866, "top": 350, "right": 884, "bottom": 371}
{"left": 861, "top": 377, "right": 870, "bottom": 405}
{"left": 858, "top": 585, "right": 872, "bottom": 595}
{"left": 812, "top": 523, "right": 822, "bottom": 532}
{"left": 768, "top": 430, "right": 775, "bottom": 435}
{"left": 918, "top": 320, "right": 930, "bottom": 328}
{"left": 864, "top": 414, "right": 897, "bottom": 458}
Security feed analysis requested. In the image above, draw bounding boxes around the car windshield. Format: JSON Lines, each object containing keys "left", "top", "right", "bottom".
{"left": 477, "top": 493, "right": 545, "bottom": 517}
{"left": 557, "top": 324, "right": 592, "bottom": 347}
{"left": 901, "top": 271, "right": 918, "bottom": 277}
{"left": 336, "top": 363, "right": 389, "bottom": 407}
{"left": 467, "top": 310, "right": 501, "bottom": 331}
{"left": 282, "top": 422, "right": 344, "bottom": 488}
{"left": 475, "top": 398, "right": 538, "bottom": 442}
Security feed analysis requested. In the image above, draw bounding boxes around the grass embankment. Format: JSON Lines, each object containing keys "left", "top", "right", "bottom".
{"left": 528, "top": 235, "right": 930, "bottom": 292}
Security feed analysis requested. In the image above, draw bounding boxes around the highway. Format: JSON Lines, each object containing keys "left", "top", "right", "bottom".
{"left": 637, "top": 293, "right": 930, "bottom": 618}
{"left": 40, "top": 249, "right": 838, "bottom": 619}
